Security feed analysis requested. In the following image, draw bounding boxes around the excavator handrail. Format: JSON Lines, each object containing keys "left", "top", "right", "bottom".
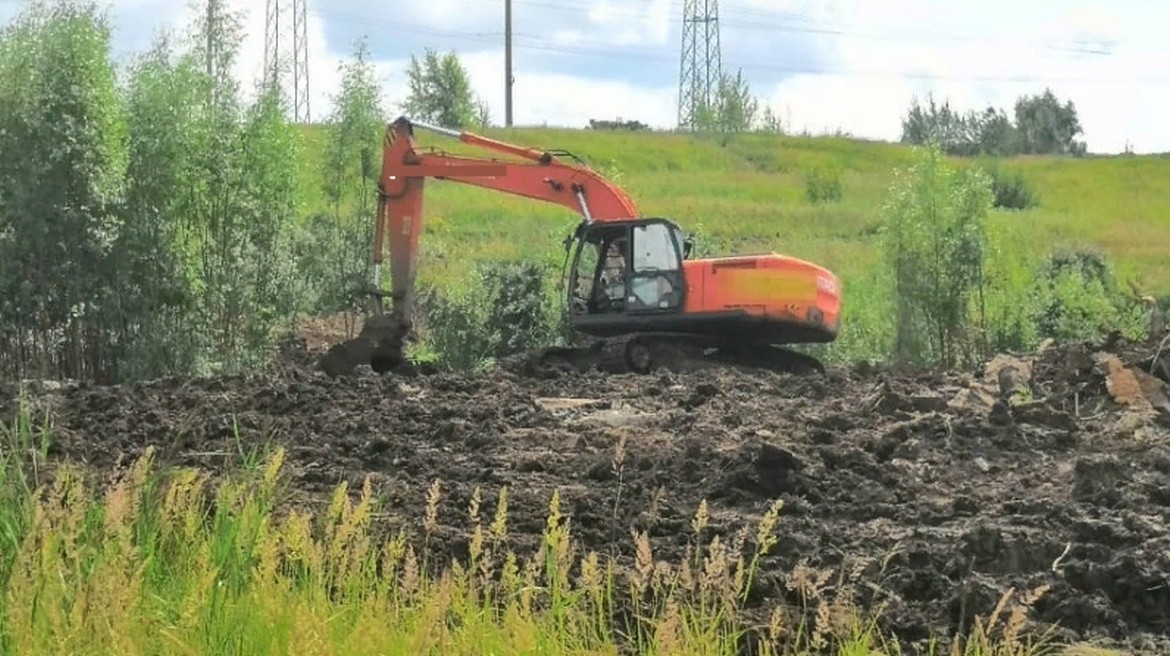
{"left": 380, "top": 115, "right": 641, "bottom": 221}
{"left": 400, "top": 116, "right": 591, "bottom": 167}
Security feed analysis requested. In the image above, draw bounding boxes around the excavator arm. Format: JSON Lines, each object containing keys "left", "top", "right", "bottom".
{"left": 371, "top": 115, "right": 641, "bottom": 328}
{"left": 317, "top": 116, "right": 646, "bottom": 375}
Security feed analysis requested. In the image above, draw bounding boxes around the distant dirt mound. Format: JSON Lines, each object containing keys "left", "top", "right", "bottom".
{"left": 3, "top": 335, "right": 1170, "bottom": 654}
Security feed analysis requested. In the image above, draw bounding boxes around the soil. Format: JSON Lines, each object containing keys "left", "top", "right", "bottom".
{"left": 3, "top": 331, "right": 1170, "bottom": 655}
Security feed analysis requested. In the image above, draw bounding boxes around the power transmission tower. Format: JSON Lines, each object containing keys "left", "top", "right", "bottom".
{"left": 677, "top": 0, "right": 722, "bottom": 130}
{"left": 264, "top": 0, "right": 311, "bottom": 122}
{"left": 263, "top": 0, "right": 279, "bottom": 90}
{"left": 293, "top": 0, "right": 310, "bottom": 122}
{"left": 206, "top": 0, "right": 222, "bottom": 106}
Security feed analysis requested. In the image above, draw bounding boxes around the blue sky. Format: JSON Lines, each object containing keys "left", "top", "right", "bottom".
{"left": 2, "top": 0, "right": 1168, "bottom": 153}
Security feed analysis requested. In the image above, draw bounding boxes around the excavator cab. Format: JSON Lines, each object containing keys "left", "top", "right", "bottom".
{"left": 566, "top": 218, "right": 688, "bottom": 326}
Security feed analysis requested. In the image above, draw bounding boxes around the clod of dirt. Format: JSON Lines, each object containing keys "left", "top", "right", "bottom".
{"left": 681, "top": 381, "right": 720, "bottom": 410}
{"left": 319, "top": 314, "right": 410, "bottom": 376}
{"left": 985, "top": 353, "right": 1033, "bottom": 398}
{"left": 1095, "top": 351, "right": 1170, "bottom": 416}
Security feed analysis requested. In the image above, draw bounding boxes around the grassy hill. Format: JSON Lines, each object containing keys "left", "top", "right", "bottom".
{"left": 295, "top": 124, "right": 1170, "bottom": 294}
{"left": 293, "top": 123, "right": 1170, "bottom": 363}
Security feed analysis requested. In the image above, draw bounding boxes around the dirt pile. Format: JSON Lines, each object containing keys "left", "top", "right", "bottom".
{"left": 3, "top": 335, "right": 1170, "bottom": 654}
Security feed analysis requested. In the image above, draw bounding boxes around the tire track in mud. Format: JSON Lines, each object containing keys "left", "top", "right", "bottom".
{"left": 3, "top": 337, "right": 1170, "bottom": 654}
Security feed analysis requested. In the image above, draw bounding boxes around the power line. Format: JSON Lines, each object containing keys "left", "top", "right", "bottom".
{"left": 308, "top": 5, "right": 1151, "bottom": 81}
{"left": 510, "top": 0, "right": 1117, "bottom": 58}
{"left": 304, "top": 8, "right": 1170, "bottom": 84}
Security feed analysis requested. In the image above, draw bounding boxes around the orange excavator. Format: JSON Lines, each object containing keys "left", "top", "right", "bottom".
{"left": 320, "top": 116, "right": 841, "bottom": 376}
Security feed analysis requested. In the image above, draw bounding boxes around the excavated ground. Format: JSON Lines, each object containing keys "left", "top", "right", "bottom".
{"left": 3, "top": 334, "right": 1170, "bottom": 654}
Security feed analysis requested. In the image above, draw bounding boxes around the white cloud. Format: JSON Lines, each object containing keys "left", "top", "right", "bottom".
{"left": 755, "top": 1, "right": 1170, "bottom": 152}
{"left": 151, "top": 0, "right": 679, "bottom": 129}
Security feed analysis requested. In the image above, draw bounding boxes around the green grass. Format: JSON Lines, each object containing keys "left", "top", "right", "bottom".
{"left": 294, "top": 124, "right": 1170, "bottom": 297}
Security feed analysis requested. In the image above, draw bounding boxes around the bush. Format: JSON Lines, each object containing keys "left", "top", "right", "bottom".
{"left": 291, "top": 213, "right": 372, "bottom": 316}
{"left": 805, "top": 166, "right": 843, "bottom": 204}
{"left": 1033, "top": 250, "right": 1145, "bottom": 341}
{"left": 977, "top": 219, "right": 1044, "bottom": 354}
{"left": 413, "top": 259, "right": 560, "bottom": 369}
{"left": 480, "top": 260, "right": 556, "bottom": 357}
{"left": 985, "top": 162, "right": 1038, "bottom": 210}
{"left": 880, "top": 143, "right": 993, "bottom": 367}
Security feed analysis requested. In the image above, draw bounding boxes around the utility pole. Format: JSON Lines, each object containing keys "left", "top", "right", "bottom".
{"left": 505, "top": 0, "right": 513, "bottom": 126}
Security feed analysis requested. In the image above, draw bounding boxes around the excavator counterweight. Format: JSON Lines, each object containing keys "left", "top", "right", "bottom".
{"left": 320, "top": 116, "right": 841, "bottom": 377}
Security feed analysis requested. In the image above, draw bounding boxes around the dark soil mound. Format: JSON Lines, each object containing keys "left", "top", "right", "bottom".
{"left": 3, "top": 335, "right": 1170, "bottom": 654}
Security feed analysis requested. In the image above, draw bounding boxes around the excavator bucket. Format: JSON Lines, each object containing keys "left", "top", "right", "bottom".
{"left": 319, "top": 312, "right": 410, "bottom": 376}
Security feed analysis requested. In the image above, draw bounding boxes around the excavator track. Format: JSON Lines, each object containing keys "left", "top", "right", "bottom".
{"left": 516, "top": 333, "right": 825, "bottom": 377}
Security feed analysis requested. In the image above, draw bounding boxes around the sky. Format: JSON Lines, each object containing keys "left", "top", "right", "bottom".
{"left": 3, "top": 0, "right": 1169, "bottom": 154}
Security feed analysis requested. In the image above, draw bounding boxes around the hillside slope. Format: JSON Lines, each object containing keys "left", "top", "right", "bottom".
{"left": 296, "top": 125, "right": 1170, "bottom": 293}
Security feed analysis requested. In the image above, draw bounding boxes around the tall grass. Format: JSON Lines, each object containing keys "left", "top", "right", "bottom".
{"left": 0, "top": 403, "right": 1062, "bottom": 656}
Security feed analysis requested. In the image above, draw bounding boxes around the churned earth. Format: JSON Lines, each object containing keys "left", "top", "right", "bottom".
{"left": 3, "top": 333, "right": 1170, "bottom": 654}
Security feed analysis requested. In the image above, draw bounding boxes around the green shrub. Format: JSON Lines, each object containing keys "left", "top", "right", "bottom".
{"left": 980, "top": 159, "right": 1038, "bottom": 210}
{"left": 414, "top": 259, "right": 560, "bottom": 369}
{"left": 480, "top": 260, "right": 556, "bottom": 357}
{"left": 978, "top": 219, "right": 1044, "bottom": 354}
{"left": 880, "top": 143, "right": 993, "bottom": 367}
{"left": 1033, "top": 250, "right": 1145, "bottom": 341}
{"left": 291, "top": 213, "right": 372, "bottom": 316}
{"left": 805, "top": 166, "right": 843, "bottom": 204}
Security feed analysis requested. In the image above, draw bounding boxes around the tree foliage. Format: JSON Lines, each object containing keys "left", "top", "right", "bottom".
{"left": 322, "top": 37, "right": 385, "bottom": 219}
{"left": 0, "top": 0, "right": 307, "bottom": 382}
{"left": 692, "top": 68, "right": 761, "bottom": 136}
{"left": 901, "top": 89, "right": 1086, "bottom": 157}
{"left": 297, "top": 36, "right": 387, "bottom": 319}
{"left": 402, "top": 48, "right": 486, "bottom": 129}
{"left": 0, "top": 1, "right": 128, "bottom": 381}
{"left": 880, "top": 142, "right": 993, "bottom": 367}
{"left": 1013, "top": 89, "right": 1087, "bottom": 156}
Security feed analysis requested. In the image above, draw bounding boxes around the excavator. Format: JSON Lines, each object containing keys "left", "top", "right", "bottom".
{"left": 319, "top": 116, "right": 841, "bottom": 377}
